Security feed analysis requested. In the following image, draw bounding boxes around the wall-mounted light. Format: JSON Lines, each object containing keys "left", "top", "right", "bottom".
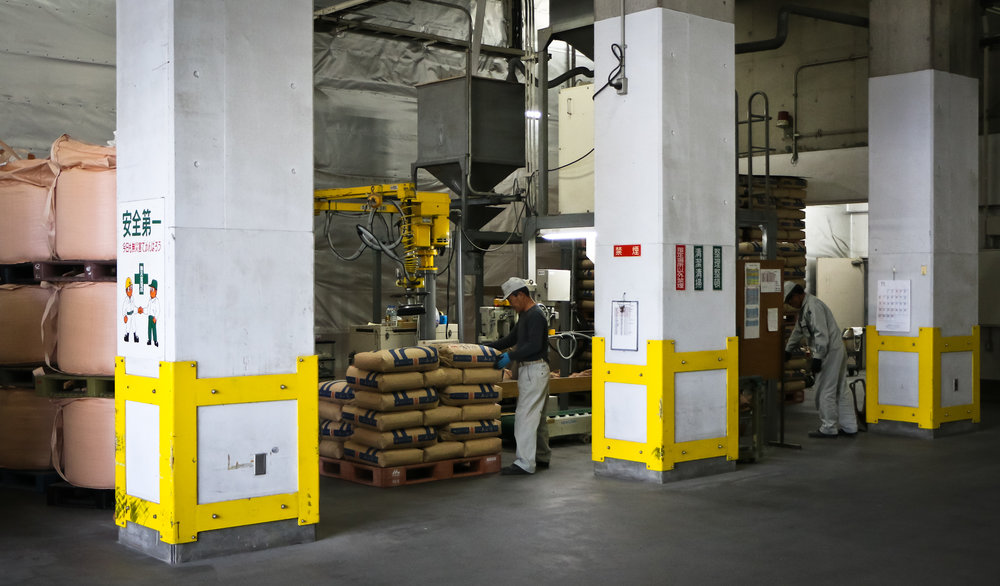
{"left": 539, "top": 228, "right": 596, "bottom": 264}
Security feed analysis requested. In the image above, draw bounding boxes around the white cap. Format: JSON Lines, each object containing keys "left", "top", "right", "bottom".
{"left": 501, "top": 277, "right": 529, "bottom": 299}
{"left": 783, "top": 281, "right": 803, "bottom": 302}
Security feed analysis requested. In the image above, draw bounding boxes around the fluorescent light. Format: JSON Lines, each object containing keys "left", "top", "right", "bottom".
{"left": 539, "top": 228, "right": 595, "bottom": 241}
{"left": 525, "top": 110, "right": 542, "bottom": 119}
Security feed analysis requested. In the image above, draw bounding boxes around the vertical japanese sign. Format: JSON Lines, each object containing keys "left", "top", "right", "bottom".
{"left": 744, "top": 262, "right": 761, "bottom": 339}
{"left": 693, "top": 246, "right": 704, "bottom": 291}
{"left": 675, "top": 245, "right": 686, "bottom": 290}
{"left": 712, "top": 246, "right": 723, "bottom": 291}
{"left": 118, "top": 198, "right": 166, "bottom": 359}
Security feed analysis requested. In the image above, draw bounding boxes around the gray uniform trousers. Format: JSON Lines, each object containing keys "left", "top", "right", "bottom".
{"left": 814, "top": 344, "right": 857, "bottom": 435}
{"left": 513, "top": 360, "right": 551, "bottom": 473}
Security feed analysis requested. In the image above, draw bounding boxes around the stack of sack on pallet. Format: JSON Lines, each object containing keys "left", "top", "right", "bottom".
{"left": 317, "top": 343, "right": 506, "bottom": 470}
{"left": 0, "top": 389, "right": 58, "bottom": 471}
{"left": 340, "top": 346, "right": 441, "bottom": 468}
{"left": 0, "top": 156, "right": 58, "bottom": 368}
{"left": 317, "top": 380, "right": 355, "bottom": 460}
{"left": 49, "top": 136, "right": 117, "bottom": 377}
{"left": 423, "top": 342, "right": 504, "bottom": 460}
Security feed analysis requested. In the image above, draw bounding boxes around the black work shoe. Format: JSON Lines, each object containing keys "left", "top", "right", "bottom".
{"left": 808, "top": 430, "right": 838, "bottom": 439}
{"left": 838, "top": 429, "right": 858, "bottom": 437}
{"left": 536, "top": 461, "right": 550, "bottom": 469}
{"left": 501, "top": 464, "right": 531, "bottom": 476}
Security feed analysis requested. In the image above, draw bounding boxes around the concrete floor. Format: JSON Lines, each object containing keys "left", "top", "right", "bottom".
{"left": 3, "top": 389, "right": 1000, "bottom": 585}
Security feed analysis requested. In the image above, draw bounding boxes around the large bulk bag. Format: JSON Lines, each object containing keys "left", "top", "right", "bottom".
{"left": 52, "top": 398, "right": 115, "bottom": 489}
{"left": 0, "top": 389, "right": 58, "bottom": 469}
{"left": 56, "top": 282, "right": 116, "bottom": 375}
{"left": 0, "top": 158, "right": 57, "bottom": 262}
{"left": 0, "top": 284, "right": 56, "bottom": 365}
{"left": 50, "top": 135, "right": 116, "bottom": 261}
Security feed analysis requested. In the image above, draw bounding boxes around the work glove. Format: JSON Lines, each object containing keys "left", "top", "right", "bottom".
{"left": 494, "top": 352, "right": 511, "bottom": 370}
{"left": 811, "top": 358, "right": 823, "bottom": 374}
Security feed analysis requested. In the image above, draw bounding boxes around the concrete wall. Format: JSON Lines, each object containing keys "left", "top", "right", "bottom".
{"left": 735, "top": 0, "right": 870, "bottom": 158}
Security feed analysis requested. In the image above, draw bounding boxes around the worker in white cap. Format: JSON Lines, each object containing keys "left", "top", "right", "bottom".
{"left": 488, "top": 276, "right": 551, "bottom": 475}
{"left": 122, "top": 277, "right": 139, "bottom": 343}
{"left": 783, "top": 281, "right": 858, "bottom": 438}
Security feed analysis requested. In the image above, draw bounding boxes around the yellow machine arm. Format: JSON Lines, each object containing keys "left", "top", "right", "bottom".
{"left": 314, "top": 183, "right": 450, "bottom": 290}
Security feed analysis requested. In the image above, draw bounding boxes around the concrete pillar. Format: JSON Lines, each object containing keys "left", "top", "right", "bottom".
{"left": 591, "top": 1, "right": 737, "bottom": 482}
{"left": 114, "top": 0, "right": 317, "bottom": 562}
{"left": 866, "top": 0, "right": 981, "bottom": 437}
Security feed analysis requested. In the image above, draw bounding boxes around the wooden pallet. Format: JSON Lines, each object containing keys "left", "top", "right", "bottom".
{"left": 0, "top": 468, "right": 61, "bottom": 492}
{"left": 319, "top": 453, "right": 501, "bottom": 487}
{"left": 32, "top": 260, "right": 116, "bottom": 282}
{"left": 0, "top": 366, "right": 38, "bottom": 388}
{"left": 46, "top": 481, "right": 114, "bottom": 509}
{"left": 35, "top": 373, "right": 115, "bottom": 399}
{"left": 0, "top": 262, "right": 37, "bottom": 285}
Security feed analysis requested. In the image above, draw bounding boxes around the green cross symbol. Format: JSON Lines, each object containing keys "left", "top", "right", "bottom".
{"left": 134, "top": 263, "right": 149, "bottom": 294}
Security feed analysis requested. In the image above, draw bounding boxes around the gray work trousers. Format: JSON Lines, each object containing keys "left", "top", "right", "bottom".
{"left": 513, "top": 360, "right": 551, "bottom": 473}
{"left": 814, "top": 346, "right": 858, "bottom": 435}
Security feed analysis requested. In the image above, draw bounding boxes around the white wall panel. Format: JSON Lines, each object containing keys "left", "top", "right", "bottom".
{"left": 878, "top": 351, "right": 919, "bottom": 407}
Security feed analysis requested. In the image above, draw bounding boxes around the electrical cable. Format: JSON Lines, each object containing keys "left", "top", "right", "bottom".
{"left": 548, "top": 330, "right": 593, "bottom": 360}
{"left": 593, "top": 43, "right": 625, "bottom": 99}
{"left": 324, "top": 210, "right": 368, "bottom": 261}
{"left": 460, "top": 201, "right": 526, "bottom": 253}
{"left": 548, "top": 148, "right": 593, "bottom": 172}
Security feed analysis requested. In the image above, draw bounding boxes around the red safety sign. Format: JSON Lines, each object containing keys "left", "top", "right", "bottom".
{"left": 614, "top": 244, "right": 641, "bottom": 257}
{"left": 676, "top": 244, "right": 686, "bottom": 290}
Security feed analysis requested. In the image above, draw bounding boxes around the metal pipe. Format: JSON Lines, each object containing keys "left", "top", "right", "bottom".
{"left": 538, "top": 30, "right": 551, "bottom": 217}
{"left": 735, "top": 5, "right": 869, "bottom": 55}
{"left": 792, "top": 55, "right": 868, "bottom": 163}
{"left": 616, "top": 0, "right": 627, "bottom": 93}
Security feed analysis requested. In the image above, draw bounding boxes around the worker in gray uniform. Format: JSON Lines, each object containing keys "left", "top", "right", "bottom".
{"left": 489, "top": 277, "right": 551, "bottom": 475}
{"left": 784, "top": 281, "right": 858, "bottom": 438}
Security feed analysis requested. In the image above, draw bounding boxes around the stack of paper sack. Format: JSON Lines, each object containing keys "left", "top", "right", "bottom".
{"left": 317, "top": 343, "right": 506, "bottom": 469}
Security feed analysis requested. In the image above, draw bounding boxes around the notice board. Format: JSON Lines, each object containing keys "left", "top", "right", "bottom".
{"left": 736, "top": 259, "right": 785, "bottom": 379}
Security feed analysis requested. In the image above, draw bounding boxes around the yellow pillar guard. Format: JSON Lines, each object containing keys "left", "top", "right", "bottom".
{"left": 865, "top": 326, "right": 980, "bottom": 428}
{"left": 114, "top": 356, "right": 319, "bottom": 544}
{"left": 591, "top": 337, "right": 739, "bottom": 471}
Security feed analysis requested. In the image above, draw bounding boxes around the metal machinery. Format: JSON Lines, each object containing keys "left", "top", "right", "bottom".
{"left": 314, "top": 183, "right": 451, "bottom": 340}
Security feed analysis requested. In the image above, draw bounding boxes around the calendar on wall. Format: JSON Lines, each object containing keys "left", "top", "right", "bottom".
{"left": 876, "top": 280, "right": 911, "bottom": 333}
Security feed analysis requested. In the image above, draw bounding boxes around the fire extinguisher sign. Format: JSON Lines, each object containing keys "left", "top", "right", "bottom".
{"left": 675, "top": 245, "right": 686, "bottom": 290}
